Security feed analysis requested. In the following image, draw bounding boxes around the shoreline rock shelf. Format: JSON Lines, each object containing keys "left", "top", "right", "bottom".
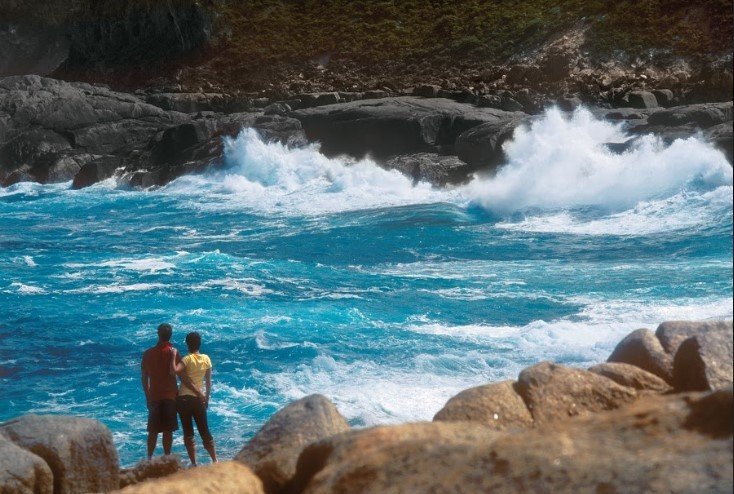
{"left": 1, "top": 76, "right": 732, "bottom": 191}
{"left": 1, "top": 319, "right": 732, "bottom": 493}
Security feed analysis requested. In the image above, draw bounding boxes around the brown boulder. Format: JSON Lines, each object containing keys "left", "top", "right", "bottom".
{"left": 0, "top": 414, "right": 119, "bottom": 494}
{"left": 0, "top": 433, "right": 53, "bottom": 494}
{"left": 433, "top": 380, "right": 533, "bottom": 430}
{"left": 607, "top": 327, "right": 674, "bottom": 382}
{"left": 516, "top": 362, "right": 638, "bottom": 425}
{"left": 656, "top": 320, "right": 733, "bottom": 355}
{"left": 589, "top": 362, "right": 672, "bottom": 393}
{"left": 115, "top": 461, "right": 263, "bottom": 494}
{"left": 288, "top": 422, "right": 501, "bottom": 494}
{"left": 235, "top": 394, "right": 349, "bottom": 494}
{"left": 290, "top": 390, "right": 732, "bottom": 494}
{"left": 673, "top": 326, "right": 734, "bottom": 391}
{"left": 119, "top": 454, "right": 183, "bottom": 488}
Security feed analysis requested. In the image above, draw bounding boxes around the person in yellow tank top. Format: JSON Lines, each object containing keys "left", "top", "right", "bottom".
{"left": 170, "top": 331, "right": 217, "bottom": 466}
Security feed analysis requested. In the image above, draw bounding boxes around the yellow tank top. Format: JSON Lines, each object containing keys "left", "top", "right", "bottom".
{"left": 179, "top": 353, "right": 212, "bottom": 397}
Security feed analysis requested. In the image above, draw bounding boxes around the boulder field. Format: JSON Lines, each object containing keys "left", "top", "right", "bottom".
{"left": 1, "top": 319, "right": 731, "bottom": 493}
{"left": 0, "top": 76, "right": 732, "bottom": 190}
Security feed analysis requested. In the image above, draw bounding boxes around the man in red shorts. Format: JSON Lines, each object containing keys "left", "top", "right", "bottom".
{"left": 141, "top": 323, "right": 181, "bottom": 458}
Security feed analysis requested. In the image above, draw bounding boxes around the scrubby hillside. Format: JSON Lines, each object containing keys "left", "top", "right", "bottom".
{"left": 2, "top": 0, "right": 732, "bottom": 93}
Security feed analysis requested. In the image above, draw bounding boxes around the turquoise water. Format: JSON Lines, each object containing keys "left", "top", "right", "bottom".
{"left": 1, "top": 108, "right": 732, "bottom": 466}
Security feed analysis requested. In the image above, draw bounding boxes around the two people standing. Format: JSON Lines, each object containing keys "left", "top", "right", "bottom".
{"left": 140, "top": 323, "right": 217, "bottom": 466}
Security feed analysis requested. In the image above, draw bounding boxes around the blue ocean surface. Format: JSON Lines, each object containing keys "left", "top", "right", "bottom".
{"left": 1, "top": 108, "right": 732, "bottom": 466}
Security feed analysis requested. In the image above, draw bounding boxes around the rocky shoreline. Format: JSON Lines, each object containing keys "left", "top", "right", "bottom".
{"left": 1, "top": 75, "right": 732, "bottom": 191}
{"left": 1, "top": 319, "right": 732, "bottom": 493}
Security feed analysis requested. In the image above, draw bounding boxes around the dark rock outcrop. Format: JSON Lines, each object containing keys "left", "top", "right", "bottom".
{"left": 0, "top": 414, "right": 119, "bottom": 494}
{"left": 607, "top": 327, "right": 674, "bottom": 382}
{"left": 115, "top": 461, "right": 264, "bottom": 494}
{"left": 454, "top": 115, "right": 530, "bottom": 169}
{"left": 433, "top": 380, "right": 533, "bottom": 430}
{"left": 0, "top": 23, "right": 69, "bottom": 77}
{"left": 291, "top": 97, "right": 523, "bottom": 161}
{"left": 235, "top": 394, "right": 349, "bottom": 494}
{"left": 383, "top": 153, "right": 474, "bottom": 186}
{"left": 516, "top": 362, "right": 638, "bottom": 425}
{"left": 0, "top": 433, "right": 53, "bottom": 494}
{"left": 289, "top": 389, "right": 733, "bottom": 494}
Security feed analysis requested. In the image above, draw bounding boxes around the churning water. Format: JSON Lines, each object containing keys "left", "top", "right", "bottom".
{"left": 1, "top": 108, "right": 731, "bottom": 465}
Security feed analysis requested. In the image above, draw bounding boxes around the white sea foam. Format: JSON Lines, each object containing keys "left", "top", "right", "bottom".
{"left": 69, "top": 283, "right": 166, "bottom": 294}
{"left": 9, "top": 282, "right": 46, "bottom": 295}
{"left": 465, "top": 107, "right": 732, "bottom": 214}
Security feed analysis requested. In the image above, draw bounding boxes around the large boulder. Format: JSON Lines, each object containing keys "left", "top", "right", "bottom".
{"left": 0, "top": 433, "right": 53, "bottom": 494}
{"left": 0, "top": 414, "right": 119, "bottom": 494}
{"left": 288, "top": 422, "right": 501, "bottom": 494}
{"left": 383, "top": 153, "right": 474, "bottom": 186}
{"left": 516, "top": 362, "right": 638, "bottom": 425}
{"left": 290, "top": 389, "right": 733, "bottom": 493}
{"left": 626, "top": 91, "right": 659, "bottom": 109}
{"left": 673, "top": 326, "right": 734, "bottom": 391}
{"left": 235, "top": 395, "right": 349, "bottom": 494}
{"left": 656, "top": 320, "right": 733, "bottom": 355}
{"left": 115, "top": 461, "right": 263, "bottom": 494}
{"left": 433, "top": 380, "right": 533, "bottom": 430}
{"left": 607, "top": 327, "right": 674, "bottom": 382}
{"left": 588, "top": 362, "right": 672, "bottom": 393}
{"left": 291, "top": 96, "right": 522, "bottom": 160}
{"left": 645, "top": 102, "right": 733, "bottom": 128}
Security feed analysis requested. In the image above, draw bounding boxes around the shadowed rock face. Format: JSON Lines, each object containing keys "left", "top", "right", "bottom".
{"left": 0, "top": 433, "right": 53, "bottom": 494}
{"left": 289, "top": 389, "right": 733, "bottom": 494}
{"left": 673, "top": 326, "right": 734, "bottom": 392}
{"left": 235, "top": 395, "right": 349, "bottom": 494}
{"left": 607, "top": 327, "right": 674, "bottom": 383}
{"left": 0, "top": 414, "right": 119, "bottom": 494}
{"left": 113, "top": 461, "right": 264, "bottom": 494}
{"left": 588, "top": 362, "right": 672, "bottom": 393}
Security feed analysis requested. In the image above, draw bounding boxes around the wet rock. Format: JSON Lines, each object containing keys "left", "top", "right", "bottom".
{"left": 119, "top": 455, "right": 183, "bottom": 488}
{"left": 516, "top": 362, "right": 638, "bottom": 425}
{"left": 558, "top": 95, "right": 582, "bottom": 111}
{"left": 115, "top": 461, "right": 263, "bottom": 494}
{"left": 71, "top": 156, "right": 125, "bottom": 189}
{"left": 290, "top": 390, "right": 733, "bottom": 494}
{"left": 235, "top": 394, "right": 349, "bottom": 494}
{"left": 607, "top": 328, "right": 674, "bottom": 382}
{"left": 705, "top": 122, "right": 734, "bottom": 163}
{"left": 627, "top": 90, "right": 659, "bottom": 109}
{"left": 384, "top": 153, "right": 474, "bottom": 186}
{"left": 433, "top": 380, "right": 533, "bottom": 430}
{"left": 500, "top": 96, "right": 523, "bottom": 112}
{"left": 673, "top": 325, "right": 734, "bottom": 391}
{"left": 588, "top": 362, "right": 672, "bottom": 392}
{"left": 145, "top": 93, "right": 226, "bottom": 113}
{"left": 263, "top": 102, "right": 292, "bottom": 116}
{"left": 0, "top": 414, "right": 119, "bottom": 494}
{"left": 0, "top": 433, "right": 53, "bottom": 494}
{"left": 455, "top": 115, "right": 529, "bottom": 169}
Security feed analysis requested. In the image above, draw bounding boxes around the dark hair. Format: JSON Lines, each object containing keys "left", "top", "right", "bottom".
{"left": 185, "top": 331, "right": 201, "bottom": 353}
{"left": 157, "top": 323, "right": 173, "bottom": 342}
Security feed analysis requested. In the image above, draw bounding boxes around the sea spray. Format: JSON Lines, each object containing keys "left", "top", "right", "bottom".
{"left": 465, "top": 107, "right": 733, "bottom": 214}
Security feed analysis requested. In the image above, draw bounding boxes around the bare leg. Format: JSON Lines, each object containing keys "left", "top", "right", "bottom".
{"left": 203, "top": 439, "right": 217, "bottom": 463}
{"left": 162, "top": 431, "right": 173, "bottom": 456}
{"left": 184, "top": 435, "right": 197, "bottom": 466}
{"left": 146, "top": 432, "right": 158, "bottom": 459}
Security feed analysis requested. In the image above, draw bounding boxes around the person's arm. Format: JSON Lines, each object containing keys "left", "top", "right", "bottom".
{"left": 204, "top": 368, "right": 212, "bottom": 408}
{"left": 170, "top": 348, "right": 185, "bottom": 375}
{"left": 141, "top": 357, "right": 150, "bottom": 409}
{"left": 175, "top": 359, "right": 205, "bottom": 400}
